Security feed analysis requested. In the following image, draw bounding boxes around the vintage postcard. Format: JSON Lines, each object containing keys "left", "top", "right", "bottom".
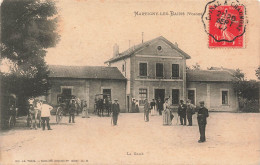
{"left": 0, "top": 0, "right": 260, "bottom": 164}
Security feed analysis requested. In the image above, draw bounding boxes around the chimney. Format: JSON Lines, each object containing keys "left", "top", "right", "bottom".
{"left": 113, "top": 43, "right": 119, "bottom": 57}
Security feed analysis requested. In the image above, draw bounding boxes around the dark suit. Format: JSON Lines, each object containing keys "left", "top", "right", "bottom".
{"left": 144, "top": 102, "right": 150, "bottom": 122}
{"left": 157, "top": 101, "right": 163, "bottom": 115}
{"left": 131, "top": 101, "right": 136, "bottom": 113}
{"left": 186, "top": 104, "right": 195, "bottom": 126}
{"left": 197, "top": 107, "right": 209, "bottom": 142}
{"left": 69, "top": 103, "right": 76, "bottom": 123}
{"left": 111, "top": 103, "right": 120, "bottom": 125}
{"left": 178, "top": 104, "right": 187, "bottom": 125}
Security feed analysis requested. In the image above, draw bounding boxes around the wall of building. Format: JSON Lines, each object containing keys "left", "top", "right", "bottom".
{"left": 48, "top": 78, "right": 126, "bottom": 112}
{"left": 133, "top": 81, "right": 184, "bottom": 104}
{"left": 109, "top": 58, "right": 131, "bottom": 95}
{"left": 187, "top": 81, "right": 238, "bottom": 112}
{"left": 133, "top": 56, "right": 184, "bottom": 80}
{"left": 136, "top": 39, "right": 183, "bottom": 57}
{"left": 47, "top": 79, "right": 86, "bottom": 106}
{"left": 107, "top": 38, "right": 190, "bottom": 112}
{"left": 88, "top": 79, "right": 126, "bottom": 112}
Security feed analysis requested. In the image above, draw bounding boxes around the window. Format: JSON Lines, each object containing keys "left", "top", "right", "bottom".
{"left": 139, "top": 88, "right": 147, "bottom": 105}
{"left": 172, "top": 89, "right": 179, "bottom": 105}
{"left": 103, "top": 89, "right": 111, "bottom": 100}
{"left": 62, "top": 88, "right": 72, "bottom": 95}
{"left": 188, "top": 90, "right": 195, "bottom": 104}
{"left": 157, "top": 46, "right": 162, "bottom": 51}
{"left": 122, "top": 64, "right": 125, "bottom": 72}
{"left": 172, "top": 64, "right": 179, "bottom": 78}
{"left": 156, "top": 63, "right": 163, "bottom": 78}
{"left": 222, "top": 91, "right": 228, "bottom": 105}
{"left": 139, "top": 63, "right": 147, "bottom": 76}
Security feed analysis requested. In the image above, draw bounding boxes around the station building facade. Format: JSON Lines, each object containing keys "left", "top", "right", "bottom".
{"left": 105, "top": 36, "right": 238, "bottom": 112}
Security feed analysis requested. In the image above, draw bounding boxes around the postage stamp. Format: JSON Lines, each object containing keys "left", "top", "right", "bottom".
{"left": 202, "top": 0, "right": 248, "bottom": 48}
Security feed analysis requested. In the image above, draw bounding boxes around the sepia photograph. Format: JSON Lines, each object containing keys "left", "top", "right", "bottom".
{"left": 0, "top": 0, "right": 260, "bottom": 164}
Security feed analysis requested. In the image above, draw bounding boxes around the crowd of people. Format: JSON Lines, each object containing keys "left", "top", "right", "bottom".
{"left": 27, "top": 99, "right": 53, "bottom": 130}
{"left": 27, "top": 96, "right": 209, "bottom": 143}
{"left": 27, "top": 97, "right": 90, "bottom": 130}
{"left": 127, "top": 98, "right": 209, "bottom": 143}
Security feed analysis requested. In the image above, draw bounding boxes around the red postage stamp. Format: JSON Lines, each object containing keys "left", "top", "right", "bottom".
{"left": 202, "top": 0, "right": 247, "bottom": 48}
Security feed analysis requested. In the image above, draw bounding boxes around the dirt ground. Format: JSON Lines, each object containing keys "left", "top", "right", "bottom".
{"left": 0, "top": 112, "right": 260, "bottom": 165}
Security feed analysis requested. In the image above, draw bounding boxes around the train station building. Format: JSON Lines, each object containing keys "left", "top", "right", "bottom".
{"left": 48, "top": 36, "right": 238, "bottom": 112}
{"left": 47, "top": 65, "right": 126, "bottom": 112}
{"left": 105, "top": 36, "right": 238, "bottom": 112}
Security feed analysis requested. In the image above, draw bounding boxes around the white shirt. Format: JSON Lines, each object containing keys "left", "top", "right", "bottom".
{"left": 41, "top": 104, "right": 53, "bottom": 117}
{"left": 35, "top": 102, "right": 42, "bottom": 111}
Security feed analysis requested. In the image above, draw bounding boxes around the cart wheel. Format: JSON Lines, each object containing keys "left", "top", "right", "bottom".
{"left": 56, "top": 107, "right": 63, "bottom": 123}
{"left": 8, "top": 116, "right": 15, "bottom": 129}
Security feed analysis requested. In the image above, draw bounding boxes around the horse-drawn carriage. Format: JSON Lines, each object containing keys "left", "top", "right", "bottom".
{"left": 1, "top": 93, "right": 18, "bottom": 129}
{"left": 56, "top": 94, "right": 81, "bottom": 123}
{"left": 94, "top": 94, "right": 111, "bottom": 117}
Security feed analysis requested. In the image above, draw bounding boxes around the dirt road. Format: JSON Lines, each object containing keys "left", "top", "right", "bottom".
{"left": 1, "top": 113, "right": 260, "bottom": 165}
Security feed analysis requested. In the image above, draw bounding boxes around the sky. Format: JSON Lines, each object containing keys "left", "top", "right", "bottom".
{"left": 45, "top": 0, "right": 260, "bottom": 80}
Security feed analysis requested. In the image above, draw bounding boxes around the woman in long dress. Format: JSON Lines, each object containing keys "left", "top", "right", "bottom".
{"left": 150, "top": 99, "right": 156, "bottom": 116}
{"left": 82, "top": 100, "right": 89, "bottom": 118}
{"left": 131, "top": 99, "right": 136, "bottom": 113}
{"left": 163, "top": 98, "right": 171, "bottom": 125}
{"left": 135, "top": 100, "right": 140, "bottom": 113}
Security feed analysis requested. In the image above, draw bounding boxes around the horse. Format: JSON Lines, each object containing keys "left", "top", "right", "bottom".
{"left": 27, "top": 99, "right": 42, "bottom": 129}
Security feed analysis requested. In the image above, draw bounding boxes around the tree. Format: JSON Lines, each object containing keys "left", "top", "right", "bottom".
{"left": 233, "top": 69, "right": 245, "bottom": 81}
{"left": 256, "top": 66, "right": 260, "bottom": 80}
{"left": 1, "top": 0, "right": 60, "bottom": 114}
{"left": 187, "top": 63, "right": 201, "bottom": 70}
{"left": 232, "top": 69, "right": 259, "bottom": 112}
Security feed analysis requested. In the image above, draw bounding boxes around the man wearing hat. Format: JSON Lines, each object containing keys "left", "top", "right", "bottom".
{"left": 197, "top": 101, "right": 209, "bottom": 143}
{"left": 186, "top": 99, "right": 195, "bottom": 126}
{"left": 157, "top": 98, "right": 163, "bottom": 116}
{"left": 111, "top": 99, "right": 120, "bottom": 125}
{"left": 144, "top": 99, "right": 150, "bottom": 122}
{"left": 41, "top": 100, "right": 53, "bottom": 131}
{"left": 69, "top": 99, "right": 76, "bottom": 123}
{"left": 178, "top": 100, "right": 187, "bottom": 125}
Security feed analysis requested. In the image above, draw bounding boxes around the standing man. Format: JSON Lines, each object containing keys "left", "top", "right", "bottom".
{"left": 69, "top": 99, "right": 76, "bottom": 123}
{"left": 178, "top": 100, "right": 187, "bottom": 125}
{"left": 131, "top": 98, "right": 136, "bottom": 113}
{"left": 186, "top": 99, "right": 195, "bottom": 126}
{"left": 41, "top": 101, "right": 53, "bottom": 131}
{"left": 157, "top": 98, "right": 163, "bottom": 116}
{"left": 105, "top": 96, "right": 111, "bottom": 116}
{"left": 111, "top": 99, "right": 120, "bottom": 126}
{"left": 144, "top": 99, "right": 150, "bottom": 122}
{"left": 197, "top": 101, "right": 209, "bottom": 143}
{"left": 150, "top": 99, "right": 156, "bottom": 116}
